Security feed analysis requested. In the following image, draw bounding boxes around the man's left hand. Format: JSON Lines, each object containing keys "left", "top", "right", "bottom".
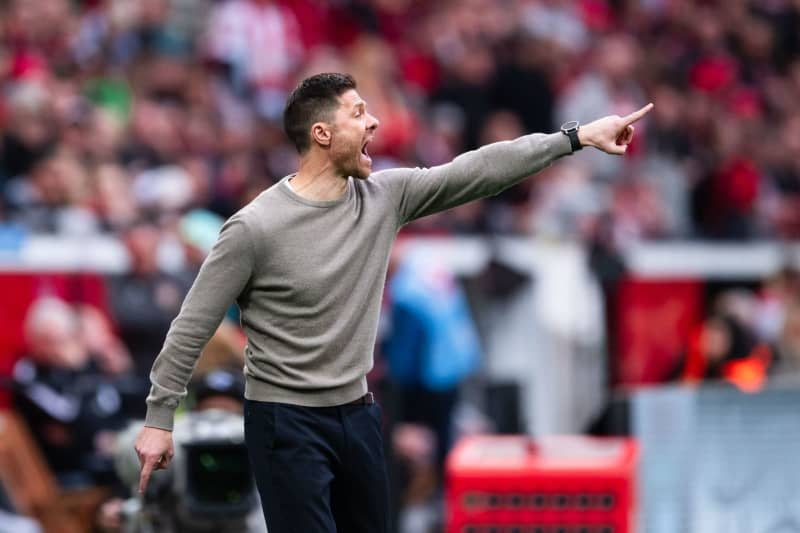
{"left": 578, "top": 103, "right": 654, "bottom": 155}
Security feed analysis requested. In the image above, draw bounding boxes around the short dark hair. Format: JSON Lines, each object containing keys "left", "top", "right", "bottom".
{"left": 283, "top": 73, "right": 357, "bottom": 154}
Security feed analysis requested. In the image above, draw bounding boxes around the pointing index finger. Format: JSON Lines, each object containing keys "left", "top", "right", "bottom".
{"left": 139, "top": 460, "right": 154, "bottom": 494}
{"left": 622, "top": 102, "right": 654, "bottom": 125}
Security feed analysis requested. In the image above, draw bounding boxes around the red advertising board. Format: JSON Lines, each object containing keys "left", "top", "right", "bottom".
{"left": 615, "top": 278, "right": 703, "bottom": 384}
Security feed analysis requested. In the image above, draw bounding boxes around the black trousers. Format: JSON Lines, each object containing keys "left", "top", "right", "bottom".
{"left": 244, "top": 398, "right": 391, "bottom": 533}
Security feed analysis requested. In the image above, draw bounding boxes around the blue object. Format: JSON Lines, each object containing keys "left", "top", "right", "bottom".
{"left": 0, "top": 223, "right": 26, "bottom": 252}
{"left": 384, "top": 256, "right": 482, "bottom": 390}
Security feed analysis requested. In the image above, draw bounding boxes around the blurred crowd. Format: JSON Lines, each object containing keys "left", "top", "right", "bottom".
{"left": 0, "top": 0, "right": 798, "bottom": 248}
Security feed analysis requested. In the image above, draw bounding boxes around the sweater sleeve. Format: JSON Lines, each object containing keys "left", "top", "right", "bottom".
{"left": 379, "top": 132, "right": 572, "bottom": 226}
{"left": 144, "top": 215, "right": 254, "bottom": 430}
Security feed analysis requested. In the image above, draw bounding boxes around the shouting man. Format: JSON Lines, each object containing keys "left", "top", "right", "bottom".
{"left": 135, "top": 72, "right": 652, "bottom": 533}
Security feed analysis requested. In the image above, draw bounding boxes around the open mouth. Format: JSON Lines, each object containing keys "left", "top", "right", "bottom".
{"left": 360, "top": 140, "right": 372, "bottom": 163}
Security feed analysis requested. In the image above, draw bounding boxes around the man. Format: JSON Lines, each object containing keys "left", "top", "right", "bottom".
{"left": 135, "top": 72, "right": 652, "bottom": 532}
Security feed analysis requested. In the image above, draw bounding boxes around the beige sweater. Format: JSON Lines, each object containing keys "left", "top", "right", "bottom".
{"left": 145, "top": 132, "right": 572, "bottom": 430}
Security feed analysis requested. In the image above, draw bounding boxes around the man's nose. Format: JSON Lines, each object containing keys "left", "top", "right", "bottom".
{"left": 368, "top": 113, "right": 380, "bottom": 131}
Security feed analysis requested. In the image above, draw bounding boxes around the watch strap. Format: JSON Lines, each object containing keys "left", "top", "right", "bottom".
{"left": 561, "top": 121, "right": 583, "bottom": 152}
{"left": 567, "top": 129, "right": 582, "bottom": 152}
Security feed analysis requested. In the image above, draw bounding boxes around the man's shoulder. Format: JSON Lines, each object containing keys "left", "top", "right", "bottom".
{"left": 368, "top": 166, "right": 419, "bottom": 180}
{"left": 221, "top": 180, "right": 304, "bottom": 246}
{"left": 361, "top": 167, "right": 420, "bottom": 195}
{"left": 229, "top": 180, "right": 288, "bottom": 222}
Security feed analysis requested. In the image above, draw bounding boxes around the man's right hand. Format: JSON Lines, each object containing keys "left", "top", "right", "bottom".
{"left": 578, "top": 103, "right": 654, "bottom": 155}
{"left": 134, "top": 426, "right": 174, "bottom": 494}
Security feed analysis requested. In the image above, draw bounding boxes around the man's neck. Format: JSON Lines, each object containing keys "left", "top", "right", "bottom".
{"left": 290, "top": 153, "right": 349, "bottom": 201}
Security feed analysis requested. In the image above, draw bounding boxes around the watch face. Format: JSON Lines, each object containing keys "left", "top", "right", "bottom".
{"left": 561, "top": 120, "right": 580, "bottom": 132}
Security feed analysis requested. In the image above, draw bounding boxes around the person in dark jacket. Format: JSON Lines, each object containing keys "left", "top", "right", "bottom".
{"left": 13, "top": 297, "right": 131, "bottom": 486}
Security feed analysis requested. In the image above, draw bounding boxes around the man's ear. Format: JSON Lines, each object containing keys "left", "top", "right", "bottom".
{"left": 311, "top": 122, "right": 332, "bottom": 148}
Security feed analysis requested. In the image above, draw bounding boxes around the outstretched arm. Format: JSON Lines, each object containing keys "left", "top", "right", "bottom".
{"left": 381, "top": 103, "right": 653, "bottom": 225}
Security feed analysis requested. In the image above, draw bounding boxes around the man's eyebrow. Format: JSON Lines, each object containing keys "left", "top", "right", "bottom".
{"left": 353, "top": 101, "right": 366, "bottom": 110}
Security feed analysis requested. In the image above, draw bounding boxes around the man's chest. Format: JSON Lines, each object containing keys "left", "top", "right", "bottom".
{"left": 246, "top": 212, "right": 396, "bottom": 306}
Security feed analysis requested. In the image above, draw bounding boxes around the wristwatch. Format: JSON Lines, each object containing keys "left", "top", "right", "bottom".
{"left": 560, "top": 120, "right": 582, "bottom": 152}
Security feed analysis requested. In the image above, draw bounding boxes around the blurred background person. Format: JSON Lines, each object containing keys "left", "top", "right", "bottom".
{"left": 673, "top": 312, "right": 774, "bottom": 392}
{"left": 12, "top": 297, "right": 132, "bottom": 487}
{"left": 106, "top": 221, "right": 191, "bottom": 379}
{"left": 381, "top": 244, "right": 483, "bottom": 532}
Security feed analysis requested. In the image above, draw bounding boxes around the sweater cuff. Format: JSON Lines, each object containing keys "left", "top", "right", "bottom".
{"left": 144, "top": 403, "right": 176, "bottom": 431}
{"left": 542, "top": 131, "right": 574, "bottom": 157}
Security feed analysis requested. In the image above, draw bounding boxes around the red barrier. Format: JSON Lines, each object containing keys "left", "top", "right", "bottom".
{"left": 445, "top": 435, "right": 638, "bottom": 533}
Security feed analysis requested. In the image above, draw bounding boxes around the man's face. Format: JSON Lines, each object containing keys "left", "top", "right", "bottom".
{"left": 328, "top": 89, "right": 379, "bottom": 179}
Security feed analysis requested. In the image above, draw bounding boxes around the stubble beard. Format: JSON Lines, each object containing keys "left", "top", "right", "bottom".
{"left": 333, "top": 147, "right": 370, "bottom": 180}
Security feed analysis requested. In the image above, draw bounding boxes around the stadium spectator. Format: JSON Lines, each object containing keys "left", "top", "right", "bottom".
{"left": 674, "top": 313, "right": 774, "bottom": 392}
{"left": 382, "top": 246, "right": 483, "bottom": 469}
{"left": 106, "top": 221, "right": 191, "bottom": 377}
{"left": 12, "top": 297, "right": 131, "bottom": 486}
{"left": 205, "top": 0, "right": 305, "bottom": 119}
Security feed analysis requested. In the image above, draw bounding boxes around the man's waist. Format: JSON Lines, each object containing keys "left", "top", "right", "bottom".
{"left": 343, "top": 392, "right": 375, "bottom": 405}
{"left": 243, "top": 373, "right": 368, "bottom": 407}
